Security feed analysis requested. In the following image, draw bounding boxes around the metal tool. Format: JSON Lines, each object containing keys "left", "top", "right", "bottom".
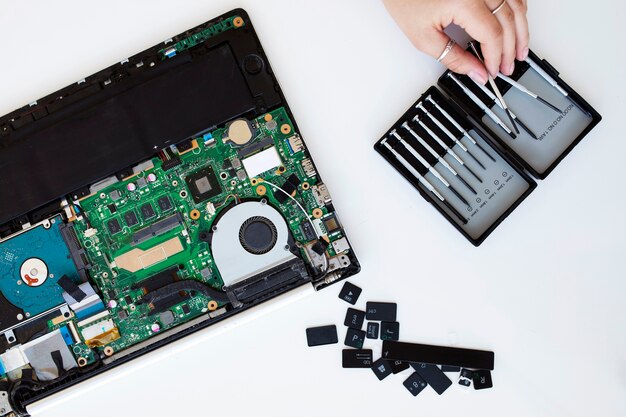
{"left": 468, "top": 42, "right": 520, "bottom": 135}
{"left": 524, "top": 56, "right": 589, "bottom": 115}
{"left": 496, "top": 73, "right": 563, "bottom": 114}
{"left": 470, "top": 78, "right": 539, "bottom": 140}
{"left": 382, "top": 138, "right": 468, "bottom": 224}
{"left": 425, "top": 96, "right": 497, "bottom": 162}
{"left": 401, "top": 122, "right": 477, "bottom": 196}
{"left": 415, "top": 103, "right": 486, "bottom": 170}
{"left": 391, "top": 131, "right": 470, "bottom": 206}
{"left": 447, "top": 73, "right": 517, "bottom": 140}
{"left": 411, "top": 116, "right": 483, "bottom": 185}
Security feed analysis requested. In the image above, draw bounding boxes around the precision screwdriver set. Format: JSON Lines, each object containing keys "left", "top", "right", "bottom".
{"left": 375, "top": 49, "right": 601, "bottom": 245}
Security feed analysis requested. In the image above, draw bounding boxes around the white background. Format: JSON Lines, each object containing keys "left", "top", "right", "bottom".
{"left": 1, "top": 1, "right": 625, "bottom": 416}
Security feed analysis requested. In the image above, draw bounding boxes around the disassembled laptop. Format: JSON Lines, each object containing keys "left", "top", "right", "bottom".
{"left": 0, "top": 10, "right": 359, "bottom": 415}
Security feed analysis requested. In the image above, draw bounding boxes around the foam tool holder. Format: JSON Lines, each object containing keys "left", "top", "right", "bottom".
{"left": 374, "top": 49, "right": 601, "bottom": 246}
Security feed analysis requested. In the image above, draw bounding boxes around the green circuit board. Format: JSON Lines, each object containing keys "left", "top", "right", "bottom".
{"left": 0, "top": 11, "right": 358, "bottom": 413}
{"left": 158, "top": 14, "right": 243, "bottom": 59}
{"left": 50, "top": 106, "right": 347, "bottom": 365}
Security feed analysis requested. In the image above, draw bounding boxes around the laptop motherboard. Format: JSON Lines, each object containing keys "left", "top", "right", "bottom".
{"left": 0, "top": 10, "right": 358, "bottom": 415}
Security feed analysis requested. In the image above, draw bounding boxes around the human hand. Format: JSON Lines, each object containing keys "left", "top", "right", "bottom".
{"left": 383, "top": 0, "right": 529, "bottom": 84}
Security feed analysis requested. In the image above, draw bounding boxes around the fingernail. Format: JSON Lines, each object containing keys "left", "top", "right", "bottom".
{"left": 508, "top": 62, "right": 515, "bottom": 75}
{"left": 522, "top": 47, "right": 529, "bottom": 60}
{"left": 468, "top": 70, "right": 488, "bottom": 85}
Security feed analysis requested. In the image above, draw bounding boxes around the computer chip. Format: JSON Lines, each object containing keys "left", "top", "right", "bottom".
{"left": 108, "top": 204, "right": 117, "bottom": 214}
{"left": 107, "top": 219, "right": 122, "bottom": 235}
{"left": 158, "top": 196, "right": 173, "bottom": 212}
{"left": 137, "top": 177, "right": 147, "bottom": 188}
{"left": 140, "top": 203, "right": 156, "bottom": 221}
{"left": 322, "top": 214, "right": 340, "bottom": 234}
{"left": 185, "top": 166, "right": 222, "bottom": 203}
{"left": 110, "top": 190, "right": 122, "bottom": 201}
{"left": 124, "top": 211, "right": 139, "bottom": 227}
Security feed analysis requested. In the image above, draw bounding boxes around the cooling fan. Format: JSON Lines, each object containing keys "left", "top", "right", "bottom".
{"left": 210, "top": 200, "right": 299, "bottom": 289}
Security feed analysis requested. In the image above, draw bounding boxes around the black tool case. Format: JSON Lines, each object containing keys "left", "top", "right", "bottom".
{"left": 374, "top": 49, "right": 602, "bottom": 246}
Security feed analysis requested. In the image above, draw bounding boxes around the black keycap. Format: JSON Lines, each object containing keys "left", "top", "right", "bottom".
{"left": 366, "top": 302, "right": 397, "bottom": 321}
{"left": 366, "top": 322, "right": 379, "bottom": 339}
{"left": 411, "top": 363, "right": 452, "bottom": 395}
{"left": 472, "top": 369, "right": 493, "bottom": 390}
{"left": 344, "top": 328, "right": 366, "bottom": 349}
{"left": 381, "top": 341, "right": 495, "bottom": 370}
{"left": 380, "top": 321, "right": 400, "bottom": 341}
{"left": 371, "top": 358, "right": 393, "bottom": 381}
{"left": 403, "top": 372, "right": 428, "bottom": 397}
{"left": 338, "top": 281, "right": 362, "bottom": 305}
{"left": 389, "top": 360, "right": 410, "bottom": 374}
{"left": 458, "top": 368, "right": 473, "bottom": 387}
{"left": 344, "top": 308, "right": 365, "bottom": 330}
{"left": 442, "top": 365, "right": 461, "bottom": 372}
{"left": 342, "top": 349, "right": 373, "bottom": 368}
{"left": 306, "top": 325, "right": 338, "bottom": 347}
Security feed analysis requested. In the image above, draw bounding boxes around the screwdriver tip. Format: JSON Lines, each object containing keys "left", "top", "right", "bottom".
{"left": 537, "top": 96, "right": 563, "bottom": 114}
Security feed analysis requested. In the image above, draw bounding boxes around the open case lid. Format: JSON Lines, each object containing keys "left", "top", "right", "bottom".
{"left": 437, "top": 49, "right": 602, "bottom": 180}
{"left": 0, "top": 9, "right": 281, "bottom": 233}
{"left": 375, "top": 48, "right": 601, "bottom": 246}
{"left": 375, "top": 86, "right": 538, "bottom": 246}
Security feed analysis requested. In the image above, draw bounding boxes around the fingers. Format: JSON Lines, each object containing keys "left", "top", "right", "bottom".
{"left": 382, "top": 0, "right": 490, "bottom": 84}
{"left": 453, "top": 0, "right": 505, "bottom": 77}
{"left": 439, "top": 39, "right": 490, "bottom": 84}
{"left": 483, "top": 0, "right": 516, "bottom": 75}
{"left": 414, "top": 28, "right": 489, "bottom": 85}
{"left": 382, "top": 0, "right": 529, "bottom": 80}
{"left": 507, "top": 0, "right": 530, "bottom": 60}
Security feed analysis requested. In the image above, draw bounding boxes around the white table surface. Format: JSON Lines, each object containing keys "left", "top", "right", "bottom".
{"left": 1, "top": 1, "right": 624, "bottom": 416}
